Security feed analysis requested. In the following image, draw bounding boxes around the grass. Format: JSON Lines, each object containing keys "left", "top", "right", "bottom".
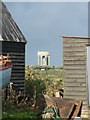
{"left": 2, "top": 107, "right": 38, "bottom": 119}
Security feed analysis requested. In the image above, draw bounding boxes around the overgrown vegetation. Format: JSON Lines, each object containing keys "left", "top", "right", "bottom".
{"left": 2, "top": 89, "right": 39, "bottom": 119}
{"left": 25, "top": 65, "right": 63, "bottom": 97}
{"left": 2, "top": 65, "right": 63, "bottom": 119}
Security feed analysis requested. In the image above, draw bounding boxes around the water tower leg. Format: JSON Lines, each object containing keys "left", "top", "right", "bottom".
{"left": 41, "top": 56, "right": 42, "bottom": 66}
{"left": 48, "top": 56, "right": 50, "bottom": 66}
{"left": 38, "top": 55, "right": 39, "bottom": 65}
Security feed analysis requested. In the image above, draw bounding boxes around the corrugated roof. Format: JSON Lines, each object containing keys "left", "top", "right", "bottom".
{"left": 0, "top": 2, "right": 27, "bottom": 43}
{"left": 60, "top": 36, "right": 90, "bottom": 39}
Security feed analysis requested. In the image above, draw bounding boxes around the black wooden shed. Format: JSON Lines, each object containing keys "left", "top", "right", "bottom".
{"left": 0, "top": 2, "right": 27, "bottom": 94}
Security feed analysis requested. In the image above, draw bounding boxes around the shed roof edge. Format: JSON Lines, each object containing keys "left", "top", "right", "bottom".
{"left": 60, "top": 36, "right": 90, "bottom": 39}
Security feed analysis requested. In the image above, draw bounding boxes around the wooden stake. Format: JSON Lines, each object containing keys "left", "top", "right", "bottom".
{"left": 1, "top": 55, "right": 4, "bottom": 64}
{"left": 7, "top": 54, "right": 10, "bottom": 61}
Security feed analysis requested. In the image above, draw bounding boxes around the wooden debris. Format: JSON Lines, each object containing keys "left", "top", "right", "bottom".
{"left": 34, "top": 94, "right": 82, "bottom": 119}
{"left": 51, "top": 97, "right": 82, "bottom": 119}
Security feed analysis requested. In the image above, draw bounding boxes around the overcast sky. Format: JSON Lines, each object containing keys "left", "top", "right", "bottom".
{"left": 5, "top": 2, "right": 88, "bottom": 66}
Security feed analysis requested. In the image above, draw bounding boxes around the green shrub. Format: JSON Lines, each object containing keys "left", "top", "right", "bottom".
{"left": 25, "top": 78, "right": 46, "bottom": 100}
{"left": 25, "top": 79, "right": 35, "bottom": 100}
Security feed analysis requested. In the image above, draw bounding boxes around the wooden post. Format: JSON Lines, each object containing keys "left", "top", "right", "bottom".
{"left": 1, "top": 55, "right": 4, "bottom": 64}
{"left": 48, "top": 56, "right": 50, "bottom": 66}
{"left": 34, "top": 86, "right": 36, "bottom": 107}
{"left": 7, "top": 54, "right": 10, "bottom": 61}
{"left": 4, "top": 87, "right": 8, "bottom": 101}
{"left": 41, "top": 56, "right": 42, "bottom": 66}
{"left": 10, "top": 82, "right": 13, "bottom": 93}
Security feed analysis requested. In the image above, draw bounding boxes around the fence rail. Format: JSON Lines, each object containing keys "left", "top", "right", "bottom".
{"left": 0, "top": 54, "right": 11, "bottom": 64}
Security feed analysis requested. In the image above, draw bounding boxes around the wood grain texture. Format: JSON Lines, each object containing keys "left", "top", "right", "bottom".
{"left": 1, "top": 41, "right": 25, "bottom": 93}
{"left": 1, "top": 2, "right": 27, "bottom": 43}
{"left": 63, "top": 37, "right": 90, "bottom": 118}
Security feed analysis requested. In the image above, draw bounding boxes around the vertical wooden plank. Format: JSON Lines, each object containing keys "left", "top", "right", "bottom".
{"left": 87, "top": 46, "right": 90, "bottom": 105}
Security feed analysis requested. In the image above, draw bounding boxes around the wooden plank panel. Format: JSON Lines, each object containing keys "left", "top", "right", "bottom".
{"left": 64, "top": 50, "right": 85, "bottom": 52}
{"left": 64, "top": 60, "right": 86, "bottom": 63}
{"left": 12, "top": 81, "right": 25, "bottom": 84}
{"left": 65, "top": 91, "right": 87, "bottom": 96}
{"left": 81, "top": 110, "right": 89, "bottom": 113}
{"left": 65, "top": 75, "right": 86, "bottom": 78}
{"left": 2, "top": 42, "right": 25, "bottom": 93}
{"left": 10, "top": 56, "right": 25, "bottom": 59}
{"left": 17, "top": 87, "right": 25, "bottom": 90}
{"left": 64, "top": 83, "right": 86, "bottom": 87}
{"left": 64, "top": 64, "right": 86, "bottom": 67}
{"left": 64, "top": 95, "right": 87, "bottom": 100}
{"left": 63, "top": 40, "right": 88, "bottom": 43}
{"left": 64, "top": 75, "right": 86, "bottom": 78}
{"left": 2, "top": 44, "right": 25, "bottom": 48}
{"left": 3, "top": 49, "right": 25, "bottom": 53}
{"left": 64, "top": 59, "right": 86, "bottom": 61}
{"left": 81, "top": 115, "right": 89, "bottom": 118}
{"left": 63, "top": 49, "right": 85, "bottom": 52}
{"left": 63, "top": 52, "right": 86, "bottom": 58}
{"left": 12, "top": 68, "right": 25, "bottom": 71}
{"left": 64, "top": 70, "right": 86, "bottom": 74}
{"left": 2, "top": 46, "right": 25, "bottom": 51}
{"left": 64, "top": 72, "right": 86, "bottom": 75}
{"left": 83, "top": 101, "right": 88, "bottom": 105}
{"left": 11, "top": 59, "right": 25, "bottom": 62}
{"left": 12, "top": 63, "right": 25, "bottom": 65}
{"left": 12, "top": 67, "right": 25, "bottom": 69}
{"left": 64, "top": 66, "right": 86, "bottom": 70}
{"left": 12, "top": 64, "right": 25, "bottom": 66}
{"left": 63, "top": 39, "right": 88, "bottom": 43}
{"left": 12, "top": 80, "right": 25, "bottom": 82}
{"left": 64, "top": 73, "right": 87, "bottom": 79}
{"left": 12, "top": 72, "right": 25, "bottom": 74}
{"left": 64, "top": 87, "right": 86, "bottom": 91}
{"left": 12, "top": 65, "right": 25, "bottom": 68}
{"left": 63, "top": 47, "right": 85, "bottom": 51}
{"left": 63, "top": 37, "right": 89, "bottom": 118}
{"left": 64, "top": 56, "right": 86, "bottom": 59}
{"left": 63, "top": 44, "right": 85, "bottom": 47}
{"left": 64, "top": 55, "right": 86, "bottom": 58}
{"left": 2, "top": 3, "right": 27, "bottom": 43}
{"left": 64, "top": 79, "right": 86, "bottom": 83}
{"left": 11, "top": 77, "right": 25, "bottom": 80}
{"left": 13, "top": 84, "right": 25, "bottom": 87}
{"left": 11, "top": 57, "right": 25, "bottom": 59}
{"left": 82, "top": 106, "right": 89, "bottom": 109}
{"left": 2, "top": 52, "right": 25, "bottom": 55}
{"left": 64, "top": 62, "right": 86, "bottom": 65}
{"left": 64, "top": 68, "right": 86, "bottom": 71}
{"left": 11, "top": 76, "right": 25, "bottom": 78}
